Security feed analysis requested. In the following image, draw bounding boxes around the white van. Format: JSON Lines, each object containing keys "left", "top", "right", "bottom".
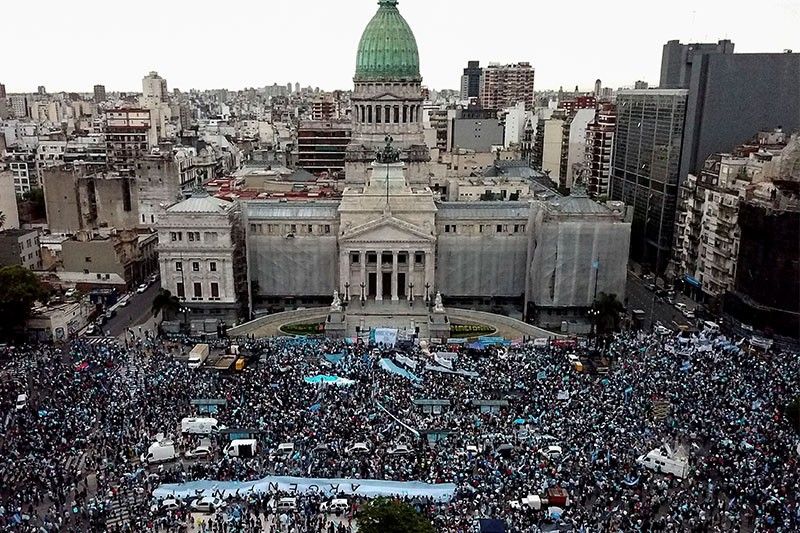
{"left": 703, "top": 321, "right": 720, "bottom": 333}
{"left": 141, "top": 440, "right": 177, "bottom": 464}
{"left": 180, "top": 417, "right": 220, "bottom": 435}
{"left": 224, "top": 439, "right": 257, "bottom": 458}
{"left": 15, "top": 394, "right": 28, "bottom": 411}
{"left": 636, "top": 447, "right": 690, "bottom": 478}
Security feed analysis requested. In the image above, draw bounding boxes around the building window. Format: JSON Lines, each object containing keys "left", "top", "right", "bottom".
{"left": 415, "top": 252, "right": 424, "bottom": 264}
{"left": 176, "top": 282, "right": 185, "bottom": 299}
{"left": 381, "top": 252, "right": 393, "bottom": 264}
{"left": 398, "top": 253, "right": 407, "bottom": 264}
{"left": 444, "top": 224, "right": 456, "bottom": 233}
{"left": 210, "top": 282, "right": 219, "bottom": 299}
{"left": 496, "top": 225, "right": 503, "bottom": 233}
{"left": 192, "top": 262, "right": 200, "bottom": 272}
{"left": 170, "top": 232, "right": 183, "bottom": 242}
{"left": 205, "top": 232, "right": 218, "bottom": 243}
{"left": 193, "top": 282, "right": 202, "bottom": 300}
{"left": 188, "top": 231, "right": 200, "bottom": 242}
{"left": 209, "top": 262, "right": 217, "bottom": 272}
{"left": 85, "top": 256, "right": 92, "bottom": 263}
{"left": 367, "top": 252, "right": 377, "bottom": 264}
{"left": 324, "top": 224, "right": 331, "bottom": 234}
{"left": 307, "top": 224, "right": 314, "bottom": 234}
{"left": 351, "top": 252, "right": 360, "bottom": 265}
{"left": 289, "top": 224, "right": 297, "bottom": 234}
{"left": 176, "top": 261, "right": 183, "bottom": 271}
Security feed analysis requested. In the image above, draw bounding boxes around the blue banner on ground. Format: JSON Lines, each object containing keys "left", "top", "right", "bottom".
{"left": 153, "top": 476, "right": 455, "bottom": 502}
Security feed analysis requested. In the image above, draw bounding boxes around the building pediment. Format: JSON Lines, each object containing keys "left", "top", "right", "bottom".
{"left": 373, "top": 92, "right": 403, "bottom": 101}
{"left": 341, "top": 215, "right": 435, "bottom": 244}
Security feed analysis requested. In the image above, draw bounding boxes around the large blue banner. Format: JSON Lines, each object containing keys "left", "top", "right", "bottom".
{"left": 153, "top": 476, "right": 455, "bottom": 502}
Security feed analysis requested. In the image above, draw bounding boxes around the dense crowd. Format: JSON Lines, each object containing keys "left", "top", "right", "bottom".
{"left": 0, "top": 325, "right": 798, "bottom": 532}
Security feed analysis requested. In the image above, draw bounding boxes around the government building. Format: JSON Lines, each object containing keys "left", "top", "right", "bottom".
{"left": 158, "top": 0, "right": 631, "bottom": 331}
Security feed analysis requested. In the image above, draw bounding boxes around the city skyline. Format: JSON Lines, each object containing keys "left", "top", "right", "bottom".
{"left": 3, "top": 0, "right": 797, "bottom": 93}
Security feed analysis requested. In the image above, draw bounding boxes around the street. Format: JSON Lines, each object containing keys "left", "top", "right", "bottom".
{"left": 102, "top": 282, "right": 162, "bottom": 337}
{"left": 625, "top": 270, "right": 696, "bottom": 331}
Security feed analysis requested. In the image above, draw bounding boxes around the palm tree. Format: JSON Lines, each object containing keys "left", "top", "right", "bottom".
{"left": 592, "top": 292, "right": 625, "bottom": 335}
{"left": 152, "top": 289, "right": 180, "bottom": 321}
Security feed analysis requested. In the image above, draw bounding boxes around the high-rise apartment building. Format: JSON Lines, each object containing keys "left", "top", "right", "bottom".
{"left": 296, "top": 120, "right": 352, "bottom": 177}
{"left": 584, "top": 103, "right": 616, "bottom": 198}
{"left": 460, "top": 60, "right": 482, "bottom": 100}
{"left": 311, "top": 93, "right": 338, "bottom": 121}
{"left": 93, "top": 84, "right": 106, "bottom": 103}
{"left": 105, "top": 109, "right": 154, "bottom": 173}
{"left": 659, "top": 39, "right": 734, "bottom": 89}
{"left": 480, "top": 62, "right": 535, "bottom": 111}
{"left": 142, "top": 72, "right": 168, "bottom": 104}
{"left": 610, "top": 89, "right": 688, "bottom": 271}
{"left": 679, "top": 50, "right": 800, "bottom": 180}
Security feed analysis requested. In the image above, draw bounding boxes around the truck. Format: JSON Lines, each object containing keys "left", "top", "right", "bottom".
{"left": 636, "top": 445, "right": 690, "bottom": 478}
{"left": 224, "top": 439, "right": 257, "bottom": 458}
{"left": 188, "top": 344, "right": 210, "bottom": 369}
{"left": 181, "top": 417, "right": 221, "bottom": 435}
{"left": 141, "top": 439, "right": 177, "bottom": 464}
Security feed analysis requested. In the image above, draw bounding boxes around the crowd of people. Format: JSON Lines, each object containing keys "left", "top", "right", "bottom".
{"left": 0, "top": 324, "right": 798, "bottom": 532}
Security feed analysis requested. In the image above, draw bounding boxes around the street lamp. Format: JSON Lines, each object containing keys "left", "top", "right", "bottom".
{"left": 344, "top": 282, "right": 350, "bottom": 302}
{"left": 424, "top": 282, "right": 430, "bottom": 303}
{"left": 408, "top": 282, "right": 414, "bottom": 306}
{"left": 588, "top": 308, "right": 600, "bottom": 347}
{"left": 360, "top": 281, "right": 366, "bottom": 307}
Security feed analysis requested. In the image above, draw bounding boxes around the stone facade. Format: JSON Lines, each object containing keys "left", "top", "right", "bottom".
{"left": 157, "top": 194, "right": 247, "bottom": 324}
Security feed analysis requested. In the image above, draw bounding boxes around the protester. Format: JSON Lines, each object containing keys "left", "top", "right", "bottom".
{"left": 0, "top": 328, "right": 797, "bottom": 532}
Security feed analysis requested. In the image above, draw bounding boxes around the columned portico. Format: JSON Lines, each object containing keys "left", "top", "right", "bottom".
{"left": 341, "top": 246, "right": 434, "bottom": 302}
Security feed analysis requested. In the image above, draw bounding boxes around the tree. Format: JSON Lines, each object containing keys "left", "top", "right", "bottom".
{"left": 152, "top": 289, "right": 180, "bottom": 320}
{"left": 593, "top": 292, "right": 625, "bottom": 335}
{"left": 356, "top": 498, "right": 435, "bottom": 533}
{"left": 0, "top": 266, "right": 48, "bottom": 341}
{"left": 0, "top": 211, "right": 5, "bottom": 229}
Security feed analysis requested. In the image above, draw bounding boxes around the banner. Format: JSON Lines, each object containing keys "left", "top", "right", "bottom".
{"left": 424, "top": 364, "right": 478, "bottom": 378}
{"left": 304, "top": 375, "right": 355, "bottom": 387}
{"left": 379, "top": 358, "right": 421, "bottom": 382}
{"left": 395, "top": 354, "right": 417, "bottom": 370}
{"left": 371, "top": 328, "right": 398, "bottom": 347}
{"left": 153, "top": 476, "right": 455, "bottom": 502}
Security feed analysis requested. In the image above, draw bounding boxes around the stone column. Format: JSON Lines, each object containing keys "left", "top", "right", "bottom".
{"left": 376, "top": 250, "right": 383, "bottom": 301}
{"left": 340, "top": 251, "right": 349, "bottom": 294}
{"left": 360, "top": 251, "right": 367, "bottom": 299}
{"left": 424, "top": 249, "right": 435, "bottom": 295}
{"left": 391, "top": 251, "right": 399, "bottom": 301}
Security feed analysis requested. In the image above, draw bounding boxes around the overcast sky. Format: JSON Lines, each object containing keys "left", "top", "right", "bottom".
{"left": 3, "top": 0, "right": 798, "bottom": 94}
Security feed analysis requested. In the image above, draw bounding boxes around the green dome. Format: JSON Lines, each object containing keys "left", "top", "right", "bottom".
{"left": 355, "top": 0, "right": 421, "bottom": 81}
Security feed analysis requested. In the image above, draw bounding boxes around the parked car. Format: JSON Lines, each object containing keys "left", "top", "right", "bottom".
{"left": 136, "top": 283, "right": 148, "bottom": 294}
{"left": 674, "top": 303, "right": 688, "bottom": 312}
{"left": 151, "top": 498, "right": 182, "bottom": 514}
{"left": 347, "top": 442, "right": 370, "bottom": 455}
{"left": 184, "top": 446, "right": 212, "bottom": 460}
{"left": 386, "top": 443, "right": 411, "bottom": 456}
{"left": 655, "top": 325, "right": 671, "bottom": 336}
{"left": 540, "top": 445, "right": 563, "bottom": 460}
{"left": 190, "top": 496, "right": 225, "bottom": 514}
{"left": 683, "top": 309, "right": 696, "bottom": 319}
